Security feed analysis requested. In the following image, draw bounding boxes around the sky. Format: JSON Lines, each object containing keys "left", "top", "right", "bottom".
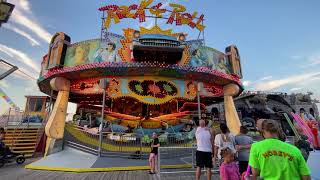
{"left": 0, "top": 0, "right": 320, "bottom": 115}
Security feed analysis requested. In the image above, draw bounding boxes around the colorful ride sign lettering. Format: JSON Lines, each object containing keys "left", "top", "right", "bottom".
{"left": 99, "top": 0, "right": 205, "bottom": 31}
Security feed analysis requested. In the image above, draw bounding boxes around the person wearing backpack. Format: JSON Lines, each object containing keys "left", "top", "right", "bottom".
{"left": 213, "top": 123, "right": 236, "bottom": 164}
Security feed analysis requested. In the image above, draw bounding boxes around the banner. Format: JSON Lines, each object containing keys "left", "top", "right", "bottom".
{"left": 0, "top": 88, "right": 19, "bottom": 110}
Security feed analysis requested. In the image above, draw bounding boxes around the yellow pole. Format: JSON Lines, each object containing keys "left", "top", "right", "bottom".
{"left": 223, "top": 84, "right": 241, "bottom": 135}
{"left": 44, "top": 77, "right": 70, "bottom": 156}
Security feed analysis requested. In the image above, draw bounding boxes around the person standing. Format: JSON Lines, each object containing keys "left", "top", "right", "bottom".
{"left": 195, "top": 119, "right": 214, "bottom": 180}
{"left": 249, "top": 119, "right": 311, "bottom": 180}
{"left": 148, "top": 132, "right": 160, "bottom": 174}
{"left": 0, "top": 127, "right": 5, "bottom": 147}
{"left": 235, "top": 126, "right": 253, "bottom": 175}
{"left": 219, "top": 147, "right": 240, "bottom": 180}
{"left": 213, "top": 123, "right": 236, "bottom": 164}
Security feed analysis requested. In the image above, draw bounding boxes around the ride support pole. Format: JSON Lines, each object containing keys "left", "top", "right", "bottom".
{"left": 98, "top": 89, "right": 106, "bottom": 157}
{"left": 197, "top": 82, "right": 201, "bottom": 120}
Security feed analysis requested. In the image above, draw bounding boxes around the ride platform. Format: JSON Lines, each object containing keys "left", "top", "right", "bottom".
{"left": 25, "top": 146, "right": 191, "bottom": 172}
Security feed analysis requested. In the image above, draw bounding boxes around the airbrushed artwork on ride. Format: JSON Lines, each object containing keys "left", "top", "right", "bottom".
{"left": 189, "top": 46, "right": 232, "bottom": 74}
{"left": 58, "top": 26, "right": 236, "bottom": 77}
{"left": 128, "top": 80, "right": 178, "bottom": 98}
{"left": 70, "top": 77, "right": 198, "bottom": 105}
{"left": 199, "top": 83, "right": 224, "bottom": 97}
{"left": 63, "top": 34, "right": 123, "bottom": 67}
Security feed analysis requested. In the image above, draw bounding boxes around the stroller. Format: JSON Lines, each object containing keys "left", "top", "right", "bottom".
{"left": 0, "top": 142, "right": 25, "bottom": 168}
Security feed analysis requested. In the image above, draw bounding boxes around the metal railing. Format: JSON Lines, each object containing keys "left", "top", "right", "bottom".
{"left": 9, "top": 112, "right": 34, "bottom": 148}
{"left": 0, "top": 108, "right": 24, "bottom": 127}
{"left": 64, "top": 123, "right": 196, "bottom": 158}
{"left": 31, "top": 112, "right": 50, "bottom": 157}
{"left": 65, "top": 140, "right": 98, "bottom": 155}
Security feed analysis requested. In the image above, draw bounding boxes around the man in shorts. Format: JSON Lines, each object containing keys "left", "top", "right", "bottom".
{"left": 195, "top": 119, "right": 214, "bottom": 180}
{"left": 149, "top": 132, "right": 160, "bottom": 174}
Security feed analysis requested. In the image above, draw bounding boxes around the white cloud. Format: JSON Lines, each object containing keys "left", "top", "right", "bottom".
{"left": 0, "top": 50, "right": 14, "bottom": 58}
{"left": 10, "top": 9, "right": 51, "bottom": 43}
{"left": 242, "top": 80, "right": 251, "bottom": 87}
{"left": 254, "top": 72, "right": 320, "bottom": 91}
{"left": 24, "top": 81, "right": 43, "bottom": 96}
{"left": 289, "top": 87, "right": 302, "bottom": 92}
{"left": 307, "top": 54, "right": 320, "bottom": 66}
{"left": 16, "top": 0, "right": 31, "bottom": 12}
{"left": 3, "top": 24, "right": 41, "bottom": 46}
{"left": 0, "top": 44, "right": 40, "bottom": 72}
{"left": 8, "top": 0, "right": 51, "bottom": 44}
{"left": 259, "top": 76, "right": 272, "bottom": 81}
{"left": 0, "top": 80, "right": 10, "bottom": 88}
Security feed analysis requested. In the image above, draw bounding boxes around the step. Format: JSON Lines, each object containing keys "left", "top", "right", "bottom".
{"left": 3, "top": 139, "right": 37, "bottom": 143}
{"left": 5, "top": 142, "right": 36, "bottom": 146}
{"left": 5, "top": 130, "right": 39, "bottom": 133}
{"left": 4, "top": 134, "right": 38, "bottom": 139}
{"left": 5, "top": 134, "right": 38, "bottom": 138}
{"left": 11, "top": 149, "right": 35, "bottom": 154}
{"left": 6, "top": 127, "right": 39, "bottom": 130}
{"left": 4, "top": 136, "right": 37, "bottom": 141}
{"left": 5, "top": 131, "right": 39, "bottom": 134}
{"left": 10, "top": 146, "right": 35, "bottom": 150}
{"left": 5, "top": 129, "right": 39, "bottom": 132}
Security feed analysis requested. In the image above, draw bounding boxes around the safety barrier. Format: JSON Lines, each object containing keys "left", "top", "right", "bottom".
{"left": 64, "top": 123, "right": 195, "bottom": 158}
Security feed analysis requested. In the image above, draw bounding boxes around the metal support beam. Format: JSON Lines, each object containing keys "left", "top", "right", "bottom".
{"left": 0, "top": 59, "right": 18, "bottom": 80}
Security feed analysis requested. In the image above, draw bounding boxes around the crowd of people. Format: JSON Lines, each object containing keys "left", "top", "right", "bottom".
{"left": 194, "top": 119, "right": 311, "bottom": 180}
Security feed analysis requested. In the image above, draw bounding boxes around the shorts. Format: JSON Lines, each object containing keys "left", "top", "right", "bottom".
{"left": 238, "top": 161, "right": 249, "bottom": 175}
{"left": 196, "top": 151, "right": 213, "bottom": 168}
{"left": 149, "top": 153, "right": 157, "bottom": 160}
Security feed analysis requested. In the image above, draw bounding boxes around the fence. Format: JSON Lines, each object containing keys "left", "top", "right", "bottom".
{"left": 64, "top": 123, "right": 195, "bottom": 158}
{"left": 0, "top": 108, "right": 24, "bottom": 127}
{"left": 157, "top": 146, "right": 219, "bottom": 179}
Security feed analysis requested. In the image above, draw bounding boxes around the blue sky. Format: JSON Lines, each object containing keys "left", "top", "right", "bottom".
{"left": 0, "top": 0, "right": 320, "bottom": 114}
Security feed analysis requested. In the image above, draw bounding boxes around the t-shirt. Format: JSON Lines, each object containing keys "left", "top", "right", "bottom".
{"left": 235, "top": 134, "right": 253, "bottom": 161}
{"left": 219, "top": 161, "right": 240, "bottom": 180}
{"left": 151, "top": 138, "right": 159, "bottom": 155}
{"left": 214, "top": 133, "right": 236, "bottom": 159}
{"left": 249, "top": 138, "right": 310, "bottom": 180}
{"left": 196, "top": 127, "right": 213, "bottom": 152}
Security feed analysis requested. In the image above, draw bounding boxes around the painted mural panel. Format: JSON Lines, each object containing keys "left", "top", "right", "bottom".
{"left": 64, "top": 34, "right": 124, "bottom": 67}
{"left": 62, "top": 32, "right": 233, "bottom": 75}
{"left": 188, "top": 45, "right": 232, "bottom": 74}
{"left": 69, "top": 77, "right": 198, "bottom": 105}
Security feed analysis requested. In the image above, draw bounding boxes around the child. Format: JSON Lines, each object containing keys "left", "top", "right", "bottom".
{"left": 148, "top": 132, "right": 160, "bottom": 174}
{"left": 219, "top": 147, "right": 240, "bottom": 180}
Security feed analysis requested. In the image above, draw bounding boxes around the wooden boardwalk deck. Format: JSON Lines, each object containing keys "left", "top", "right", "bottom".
{"left": 0, "top": 159, "right": 219, "bottom": 180}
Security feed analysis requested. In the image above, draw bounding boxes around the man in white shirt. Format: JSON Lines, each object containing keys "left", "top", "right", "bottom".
{"left": 195, "top": 119, "right": 215, "bottom": 180}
